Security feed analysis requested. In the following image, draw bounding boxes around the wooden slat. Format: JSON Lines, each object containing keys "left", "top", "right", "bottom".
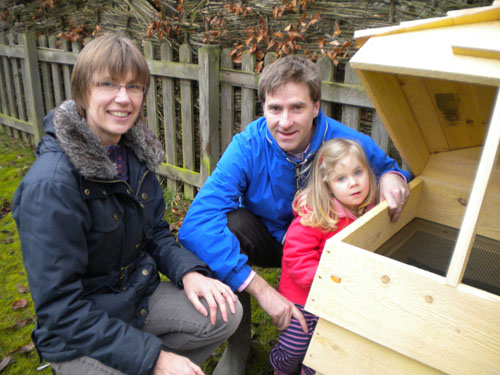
{"left": 49, "top": 36, "right": 64, "bottom": 106}
{"left": 147, "top": 58, "right": 198, "bottom": 80}
{"left": 198, "top": 47, "right": 220, "bottom": 183}
{"left": 220, "top": 48, "right": 234, "bottom": 153}
{"left": 160, "top": 41, "right": 178, "bottom": 192}
{"left": 13, "top": 34, "right": 26, "bottom": 121}
{"left": 306, "top": 240, "right": 500, "bottom": 375}
{"left": 317, "top": 56, "right": 334, "bottom": 117}
{"left": 241, "top": 53, "right": 255, "bottom": 131}
{"left": 397, "top": 75, "right": 449, "bottom": 153}
{"left": 179, "top": 44, "right": 195, "bottom": 199}
{"left": 341, "top": 63, "right": 361, "bottom": 130}
{"left": 452, "top": 44, "right": 500, "bottom": 60}
{"left": 20, "top": 33, "right": 44, "bottom": 144}
{"left": 321, "top": 81, "right": 372, "bottom": 107}
{"left": 353, "top": 69, "right": 430, "bottom": 175}
{"left": 0, "top": 114, "right": 33, "bottom": 134}
{"left": 305, "top": 319, "right": 445, "bottom": 375}
{"left": 38, "top": 35, "right": 54, "bottom": 113}
{"left": 156, "top": 164, "right": 202, "bottom": 188}
{"left": 424, "top": 79, "right": 485, "bottom": 150}
{"left": 143, "top": 41, "right": 158, "bottom": 137}
{"left": 1, "top": 34, "right": 15, "bottom": 117}
{"left": 60, "top": 39, "right": 72, "bottom": 100}
{"left": 0, "top": 33, "right": 8, "bottom": 115}
{"left": 371, "top": 112, "right": 389, "bottom": 153}
{"left": 446, "top": 89, "right": 500, "bottom": 287}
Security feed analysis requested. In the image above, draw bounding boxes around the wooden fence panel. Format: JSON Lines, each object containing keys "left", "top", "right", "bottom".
{"left": 49, "top": 36, "right": 64, "bottom": 107}
{"left": 220, "top": 48, "right": 234, "bottom": 153}
{"left": 342, "top": 63, "right": 361, "bottom": 131}
{"left": 318, "top": 56, "right": 334, "bottom": 118}
{"left": 160, "top": 40, "right": 178, "bottom": 192}
{"left": 39, "top": 35, "right": 55, "bottom": 114}
{"left": 1, "top": 33, "right": 15, "bottom": 119}
{"left": 179, "top": 44, "right": 196, "bottom": 198}
{"left": 241, "top": 53, "right": 256, "bottom": 131}
{"left": 0, "top": 32, "right": 404, "bottom": 190}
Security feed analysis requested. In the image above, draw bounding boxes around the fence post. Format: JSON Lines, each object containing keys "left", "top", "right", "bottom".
{"left": 342, "top": 63, "right": 361, "bottom": 130}
{"left": 241, "top": 52, "right": 256, "bottom": 131}
{"left": 143, "top": 41, "right": 158, "bottom": 137}
{"left": 317, "top": 56, "right": 334, "bottom": 118}
{"left": 21, "top": 33, "right": 44, "bottom": 144}
{"left": 220, "top": 48, "right": 234, "bottom": 153}
{"left": 199, "top": 46, "right": 220, "bottom": 184}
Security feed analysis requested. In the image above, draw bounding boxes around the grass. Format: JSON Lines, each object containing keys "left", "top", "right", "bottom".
{"left": 0, "top": 127, "right": 279, "bottom": 374}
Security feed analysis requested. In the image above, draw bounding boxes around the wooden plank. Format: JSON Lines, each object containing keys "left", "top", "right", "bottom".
{"left": 143, "top": 41, "right": 158, "bottom": 137}
{"left": 305, "top": 319, "right": 445, "bottom": 375}
{"left": 352, "top": 19, "right": 500, "bottom": 86}
{"left": 0, "top": 43, "right": 23, "bottom": 58}
{"left": 424, "top": 78, "right": 485, "bottom": 150}
{"left": 472, "top": 83, "right": 497, "bottom": 131}
{"left": 241, "top": 53, "right": 255, "bottom": 131}
{"left": 341, "top": 63, "right": 361, "bottom": 130}
{"left": 60, "top": 39, "right": 72, "bottom": 100}
{"left": 49, "top": 36, "right": 64, "bottom": 106}
{"left": 38, "top": 35, "right": 54, "bottom": 113}
{"left": 397, "top": 75, "right": 449, "bottom": 153}
{"left": 353, "top": 70, "right": 429, "bottom": 175}
{"left": 446, "top": 90, "right": 500, "bottom": 287}
{"left": 220, "top": 48, "right": 234, "bottom": 153}
{"left": 452, "top": 44, "right": 500, "bottom": 60}
{"left": 13, "top": 35, "right": 26, "bottom": 121}
{"left": 156, "top": 164, "right": 202, "bottom": 188}
{"left": 179, "top": 44, "right": 195, "bottom": 199}
{"left": 321, "top": 81, "right": 372, "bottom": 107}
{"left": 198, "top": 47, "right": 220, "bottom": 182}
{"left": 306, "top": 241, "right": 500, "bottom": 375}
{"left": 371, "top": 112, "right": 389, "bottom": 153}
{"left": 317, "top": 56, "right": 334, "bottom": 117}
{"left": 219, "top": 69, "right": 259, "bottom": 89}
{"left": 0, "top": 114, "right": 33, "bottom": 134}
{"left": 1, "top": 34, "right": 15, "bottom": 117}
{"left": 37, "top": 48, "right": 77, "bottom": 65}
{"left": 0, "top": 32, "right": 8, "bottom": 115}
{"left": 160, "top": 41, "right": 178, "bottom": 192}
{"left": 334, "top": 177, "right": 423, "bottom": 251}
{"left": 147, "top": 59, "right": 198, "bottom": 80}
{"left": 20, "top": 33, "right": 44, "bottom": 143}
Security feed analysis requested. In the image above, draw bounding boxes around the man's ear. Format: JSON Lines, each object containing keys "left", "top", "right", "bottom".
{"left": 313, "top": 100, "right": 320, "bottom": 116}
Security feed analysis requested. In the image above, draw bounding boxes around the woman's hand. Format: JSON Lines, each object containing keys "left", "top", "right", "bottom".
{"left": 182, "top": 271, "right": 237, "bottom": 325}
{"left": 154, "top": 351, "right": 204, "bottom": 375}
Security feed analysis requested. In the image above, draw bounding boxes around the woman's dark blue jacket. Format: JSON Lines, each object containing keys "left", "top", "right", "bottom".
{"left": 12, "top": 100, "right": 211, "bottom": 375}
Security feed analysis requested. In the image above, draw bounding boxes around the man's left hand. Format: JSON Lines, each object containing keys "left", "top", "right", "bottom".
{"left": 379, "top": 172, "right": 409, "bottom": 222}
{"left": 182, "top": 271, "right": 237, "bottom": 325}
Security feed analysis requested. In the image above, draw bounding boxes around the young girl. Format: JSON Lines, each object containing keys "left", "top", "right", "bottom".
{"left": 270, "top": 138, "right": 378, "bottom": 375}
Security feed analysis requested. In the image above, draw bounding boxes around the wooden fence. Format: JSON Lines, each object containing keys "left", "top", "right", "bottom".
{"left": 0, "top": 32, "right": 391, "bottom": 197}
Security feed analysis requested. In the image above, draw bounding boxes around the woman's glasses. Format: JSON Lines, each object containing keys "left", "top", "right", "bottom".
{"left": 95, "top": 81, "right": 146, "bottom": 97}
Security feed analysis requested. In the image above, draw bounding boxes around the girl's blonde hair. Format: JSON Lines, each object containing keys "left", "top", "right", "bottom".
{"left": 293, "top": 138, "right": 378, "bottom": 231}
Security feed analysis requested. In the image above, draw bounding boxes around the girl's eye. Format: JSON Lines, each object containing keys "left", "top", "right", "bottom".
{"left": 354, "top": 170, "right": 363, "bottom": 176}
{"left": 337, "top": 176, "right": 345, "bottom": 182}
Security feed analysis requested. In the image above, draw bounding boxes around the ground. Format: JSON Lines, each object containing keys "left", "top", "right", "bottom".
{"left": 0, "top": 126, "right": 280, "bottom": 374}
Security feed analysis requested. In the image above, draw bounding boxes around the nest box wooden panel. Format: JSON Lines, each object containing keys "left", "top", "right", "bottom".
{"left": 304, "top": 4, "right": 500, "bottom": 375}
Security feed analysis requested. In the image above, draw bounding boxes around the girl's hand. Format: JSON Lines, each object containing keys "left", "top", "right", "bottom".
{"left": 154, "top": 351, "right": 204, "bottom": 375}
{"left": 379, "top": 172, "right": 409, "bottom": 222}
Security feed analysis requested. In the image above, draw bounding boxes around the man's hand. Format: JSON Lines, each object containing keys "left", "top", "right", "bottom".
{"left": 182, "top": 271, "right": 237, "bottom": 325}
{"left": 154, "top": 351, "right": 204, "bottom": 375}
{"left": 379, "top": 172, "right": 409, "bottom": 223}
{"left": 245, "top": 273, "right": 308, "bottom": 333}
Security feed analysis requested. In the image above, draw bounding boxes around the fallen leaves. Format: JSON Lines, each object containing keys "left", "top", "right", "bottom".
{"left": 12, "top": 299, "right": 28, "bottom": 311}
{"left": 0, "top": 356, "right": 14, "bottom": 372}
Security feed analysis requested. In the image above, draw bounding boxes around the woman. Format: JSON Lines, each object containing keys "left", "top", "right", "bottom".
{"left": 13, "top": 34, "right": 242, "bottom": 375}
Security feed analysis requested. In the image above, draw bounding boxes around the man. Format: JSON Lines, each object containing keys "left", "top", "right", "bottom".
{"left": 178, "top": 55, "right": 411, "bottom": 374}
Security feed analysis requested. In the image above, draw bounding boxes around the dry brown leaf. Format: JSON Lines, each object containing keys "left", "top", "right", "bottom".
{"left": 15, "top": 284, "right": 29, "bottom": 294}
{"left": 8, "top": 343, "right": 35, "bottom": 356}
{"left": 12, "top": 299, "right": 28, "bottom": 311}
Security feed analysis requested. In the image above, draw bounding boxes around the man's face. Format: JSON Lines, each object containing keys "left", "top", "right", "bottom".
{"left": 263, "top": 81, "right": 320, "bottom": 155}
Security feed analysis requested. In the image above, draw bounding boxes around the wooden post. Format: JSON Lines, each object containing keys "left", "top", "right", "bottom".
{"left": 60, "top": 39, "right": 72, "bottom": 100}
{"left": 317, "top": 56, "right": 334, "bottom": 118}
{"left": 0, "top": 32, "right": 8, "bottom": 116}
{"left": 220, "top": 48, "right": 234, "bottom": 153}
{"left": 49, "top": 36, "right": 64, "bottom": 106}
{"left": 39, "top": 35, "right": 55, "bottom": 113}
{"left": 371, "top": 113, "right": 390, "bottom": 153}
{"left": 198, "top": 46, "right": 220, "bottom": 183}
{"left": 180, "top": 44, "right": 195, "bottom": 198}
{"left": 21, "top": 33, "right": 44, "bottom": 144}
{"left": 160, "top": 40, "right": 178, "bottom": 192}
{"left": 241, "top": 52, "right": 255, "bottom": 131}
{"left": 1, "top": 33, "right": 15, "bottom": 119}
{"left": 143, "top": 41, "right": 158, "bottom": 137}
{"left": 342, "top": 63, "right": 361, "bottom": 130}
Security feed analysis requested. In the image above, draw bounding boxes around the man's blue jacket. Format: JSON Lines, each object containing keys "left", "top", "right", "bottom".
{"left": 178, "top": 110, "right": 411, "bottom": 291}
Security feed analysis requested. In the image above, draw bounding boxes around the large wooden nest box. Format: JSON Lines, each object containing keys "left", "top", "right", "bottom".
{"left": 304, "top": 3, "right": 500, "bottom": 375}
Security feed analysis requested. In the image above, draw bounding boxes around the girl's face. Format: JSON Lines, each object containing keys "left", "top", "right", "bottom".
{"left": 327, "top": 153, "right": 370, "bottom": 211}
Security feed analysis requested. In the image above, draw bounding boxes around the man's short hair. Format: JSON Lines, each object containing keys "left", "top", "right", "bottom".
{"left": 71, "top": 33, "right": 150, "bottom": 116}
{"left": 257, "top": 54, "right": 321, "bottom": 104}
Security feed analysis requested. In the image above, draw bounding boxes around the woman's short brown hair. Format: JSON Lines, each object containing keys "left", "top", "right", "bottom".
{"left": 71, "top": 34, "right": 150, "bottom": 116}
{"left": 257, "top": 54, "right": 321, "bottom": 104}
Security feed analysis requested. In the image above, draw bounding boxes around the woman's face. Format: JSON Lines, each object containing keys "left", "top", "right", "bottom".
{"left": 86, "top": 71, "right": 145, "bottom": 146}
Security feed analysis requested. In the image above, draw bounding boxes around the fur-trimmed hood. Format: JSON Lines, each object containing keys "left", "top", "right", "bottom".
{"left": 44, "top": 100, "right": 164, "bottom": 179}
